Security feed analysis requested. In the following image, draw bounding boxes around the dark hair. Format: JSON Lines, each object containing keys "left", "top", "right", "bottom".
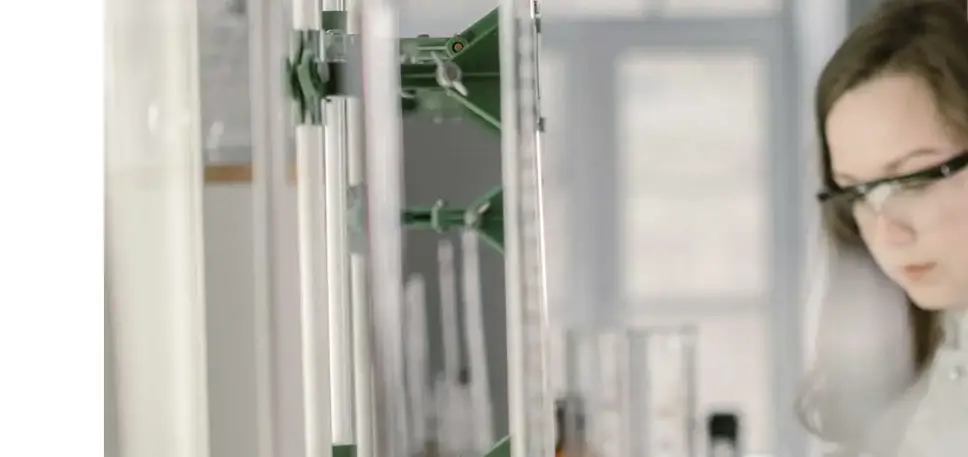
{"left": 799, "top": 0, "right": 968, "bottom": 449}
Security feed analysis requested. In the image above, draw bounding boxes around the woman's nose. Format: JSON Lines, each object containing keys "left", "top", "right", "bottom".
{"left": 870, "top": 213, "right": 917, "bottom": 246}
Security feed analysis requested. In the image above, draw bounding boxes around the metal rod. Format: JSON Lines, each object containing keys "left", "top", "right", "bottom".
{"left": 247, "top": 0, "right": 292, "bottom": 451}
{"left": 323, "top": 0, "right": 355, "bottom": 440}
{"left": 104, "top": 0, "right": 210, "bottom": 454}
{"left": 293, "top": 0, "right": 334, "bottom": 455}
{"left": 345, "top": 0, "right": 374, "bottom": 453}
{"left": 294, "top": 124, "right": 335, "bottom": 457}
{"left": 325, "top": 104, "right": 355, "bottom": 445}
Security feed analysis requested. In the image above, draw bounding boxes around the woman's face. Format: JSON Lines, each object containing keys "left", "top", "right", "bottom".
{"left": 825, "top": 72, "right": 968, "bottom": 310}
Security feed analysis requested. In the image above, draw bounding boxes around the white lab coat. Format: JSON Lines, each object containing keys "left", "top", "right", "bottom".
{"left": 863, "top": 311, "right": 968, "bottom": 456}
{"left": 809, "top": 244, "right": 968, "bottom": 456}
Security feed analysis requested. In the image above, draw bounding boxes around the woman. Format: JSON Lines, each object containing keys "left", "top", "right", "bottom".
{"left": 798, "top": 0, "right": 968, "bottom": 455}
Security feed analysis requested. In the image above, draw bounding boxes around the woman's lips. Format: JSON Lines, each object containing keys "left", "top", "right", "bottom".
{"left": 901, "top": 262, "right": 937, "bottom": 282}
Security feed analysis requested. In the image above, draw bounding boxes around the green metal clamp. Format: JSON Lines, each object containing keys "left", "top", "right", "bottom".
{"left": 403, "top": 186, "right": 505, "bottom": 252}
{"left": 286, "top": 9, "right": 501, "bottom": 130}
{"left": 285, "top": 12, "right": 350, "bottom": 125}
{"left": 287, "top": 29, "right": 327, "bottom": 125}
{"left": 347, "top": 184, "right": 504, "bottom": 253}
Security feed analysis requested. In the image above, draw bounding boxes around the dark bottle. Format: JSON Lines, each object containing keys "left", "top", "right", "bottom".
{"left": 707, "top": 412, "right": 740, "bottom": 457}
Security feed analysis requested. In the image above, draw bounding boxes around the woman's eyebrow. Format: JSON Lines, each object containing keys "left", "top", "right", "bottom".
{"left": 881, "top": 147, "right": 942, "bottom": 175}
{"left": 832, "top": 147, "right": 943, "bottom": 185}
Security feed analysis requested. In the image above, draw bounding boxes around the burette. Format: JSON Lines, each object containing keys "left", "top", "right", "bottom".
{"left": 499, "top": 0, "right": 555, "bottom": 456}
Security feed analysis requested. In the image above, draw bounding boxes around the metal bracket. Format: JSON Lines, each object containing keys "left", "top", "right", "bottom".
{"left": 284, "top": 11, "right": 348, "bottom": 125}
{"left": 345, "top": 184, "right": 505, "bottom": 254}
{"left": 286, "top": 29, "right": 327, "bottom": 125}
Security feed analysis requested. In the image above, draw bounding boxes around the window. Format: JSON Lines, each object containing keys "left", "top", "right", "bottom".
{"left": 198, "top": 0, "right": 252, "bottom": 164}
{"left": 618, "top": 52, "right": 768, "bottom": 300}
{"left": 655, "top": 0, "right": 779, "bottom": 17}
{"left": 543, "top": 0, "right": 650, "bottom": 18}
{"left": 541, "top": 0, "right": 778, "bottom": 19}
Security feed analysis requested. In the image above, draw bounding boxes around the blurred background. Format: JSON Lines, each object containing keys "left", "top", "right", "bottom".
{"left": 105, "top": 0, "right": 888, "bottom": 456}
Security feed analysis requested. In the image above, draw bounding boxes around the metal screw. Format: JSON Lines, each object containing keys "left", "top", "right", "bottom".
{"left": 432, "top": 52, "right": 468, "bottom": 97}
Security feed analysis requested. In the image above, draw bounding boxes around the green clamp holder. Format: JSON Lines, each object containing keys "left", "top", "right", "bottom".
{"left": 285, "top": 11, "right": 350, "bottom": 125}
{"left": 402, "top": 186, "right": 504, "bottom": 252}
{"left": 438, "top": 8, "right": 501, "bottom": 131}
{"left": 347, "top": 185, "right": 504, "bottom": 253}
{"left": 464, "top": 186, "right": 504, "bottom": 253}
{"left": 400, "top": 8, "right": 501, "bottom": 132}
{"left": 286, "top": 29, "right": 327, "bottom": 125}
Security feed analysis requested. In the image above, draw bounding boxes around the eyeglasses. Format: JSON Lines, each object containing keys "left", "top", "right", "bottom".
{"left": 816, "top": 149, "right": 968, "bottom": 231}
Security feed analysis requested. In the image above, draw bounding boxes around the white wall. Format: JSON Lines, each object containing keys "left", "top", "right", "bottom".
{"left": 203, "top": 184, "right": 260, "bottom": 457}
{"left": 203, "top": 184, "right": 307, "bottom": 457}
